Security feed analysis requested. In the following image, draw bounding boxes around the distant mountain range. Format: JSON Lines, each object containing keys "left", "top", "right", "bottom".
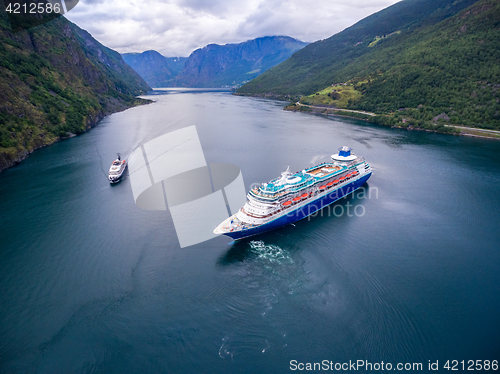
{"left": 238, "top": 0, "right": 500, "bottom": 131}
{"left": 0, "top": 11, "right": 150, "bottom": 171}
{"left": 122, "top": 36, "right": 308, "bottom": 88}
{"left": 122, "top": 51, "right": 187, "bottom": 88}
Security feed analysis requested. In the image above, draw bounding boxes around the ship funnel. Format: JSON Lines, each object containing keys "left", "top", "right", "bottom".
{"left": 332, "top": 146, "right": 356, "bottom": 162}
{"left": 338, "top": 146, "right": 351, "bottom": 157}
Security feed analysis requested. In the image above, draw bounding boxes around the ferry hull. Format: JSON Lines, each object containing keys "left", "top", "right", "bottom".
{"left": 109, "top": 164, "right": 127, "bottom": 183}
{"left": 223, "top": 173, "right": 371, "bottom": 240}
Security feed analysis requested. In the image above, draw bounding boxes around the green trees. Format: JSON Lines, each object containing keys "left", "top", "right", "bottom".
{"left": 0, "top": 10, "right": 150, "bottom": 170}
{"left": 239, "top": 0, "right": 500, "bottom": 130}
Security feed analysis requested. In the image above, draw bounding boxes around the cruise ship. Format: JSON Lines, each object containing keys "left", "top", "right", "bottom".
{"left": 108, "top": 154, "right": 127, "bottom": 183}
{"left": 214, "top": 146, "right": 372, "bottom": 240}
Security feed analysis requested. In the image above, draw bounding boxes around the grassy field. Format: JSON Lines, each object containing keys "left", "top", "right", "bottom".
{"left": 368, "top": 31, "right": 401, "bottom": 47}
{"left": 238, "top": 0, "right": 500, "bottom": 131}
{"left": 299, "top": 84, "right": 362, "bottom": 108}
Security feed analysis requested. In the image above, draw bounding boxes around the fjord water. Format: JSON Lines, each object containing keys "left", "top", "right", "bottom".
{"left": 1, "top": 89, "right": 499, "bottom": 373}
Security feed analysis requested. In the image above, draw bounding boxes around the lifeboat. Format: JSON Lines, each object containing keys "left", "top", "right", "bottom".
{"left": 333, "top": 179, "right": 339, "bottom": 184}
{"left": 292, "top": 196, "right": 301, "bottom": 202}
{"left": 326, "top": 182, "right": 334, "bottom": 186}
{"left": 301, "top": 193, "right": 309, "bottom": 198}
{"left": 282, "top": 201, "right": 292, "bottom": 206}
{"left": 339, "top": 176, "right": 346, "bottom": 182}
{"left": 319, "top": 185, "right": 326, "bottom": 190}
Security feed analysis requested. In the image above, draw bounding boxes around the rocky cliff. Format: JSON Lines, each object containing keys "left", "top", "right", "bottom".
{"left": 122, "top": 51, "right": 186, "bottom": 88}
{"left": 174, "top": 36, "right": 308, "bottom": 87}
{"left": 0, "top": 11, "right": 151, "bottom": 171}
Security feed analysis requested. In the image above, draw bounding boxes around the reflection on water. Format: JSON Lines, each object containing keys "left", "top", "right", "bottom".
{"left": 148, "top": 87, "right": 233, "bottom": 95}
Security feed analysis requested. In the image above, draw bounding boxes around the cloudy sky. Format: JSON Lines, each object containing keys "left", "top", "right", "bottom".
{"left": 65, "top": 0, "right": 400, "bottom": 57}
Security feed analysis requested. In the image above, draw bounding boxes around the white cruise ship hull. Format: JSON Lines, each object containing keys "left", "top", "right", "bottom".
{"left": 215, "top": 172, "right": 371, "bottom": 240}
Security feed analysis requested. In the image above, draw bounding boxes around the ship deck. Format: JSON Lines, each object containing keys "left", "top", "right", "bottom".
{"left": 250, "top": 159, "right": 365, "bottom": 201}
{"left": 306, "top": 165, "right": 342, "bottom": 178}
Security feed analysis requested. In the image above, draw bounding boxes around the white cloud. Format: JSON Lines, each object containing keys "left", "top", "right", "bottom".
{"left": 65, "top": 0, "right": 400, "bottom": 57}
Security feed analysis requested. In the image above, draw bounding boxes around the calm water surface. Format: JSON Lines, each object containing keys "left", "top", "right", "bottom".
{"left": 1, "top": 90, "right": 499, "bottom": 373}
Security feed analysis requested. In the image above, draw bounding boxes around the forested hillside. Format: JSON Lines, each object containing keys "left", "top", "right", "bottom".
{"left": 0, "top": 11, "right": 150, "bottom": 171}
{"left": 238, "top": 0, "right": 500, "bottom": 130}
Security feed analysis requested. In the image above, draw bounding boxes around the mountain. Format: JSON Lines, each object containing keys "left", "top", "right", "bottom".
{"left": 122, "top": 51, "right": 187, "bottom": 88}
{"left": 238, "top": 0, "right": 500, "bottom": 130}
{"left": 174, "top": 36, "right": 308, "bottom": 87}
{"left": 0, "top": 12, "right": 151, "bottom": 171}
{"left": 238, "top": 0, "right": 480, "bottom": 97}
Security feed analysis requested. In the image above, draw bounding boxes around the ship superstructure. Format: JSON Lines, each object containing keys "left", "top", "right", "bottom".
{"left": 108, "top": 153, "right": 127, "bottom": 183}
{"left": 214, "top": 146, "right": 372, "bottom": 240}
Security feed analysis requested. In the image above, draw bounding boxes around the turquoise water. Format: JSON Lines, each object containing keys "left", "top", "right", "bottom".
{"left": 1, "top": 90, "right": 499, "bottom": 373}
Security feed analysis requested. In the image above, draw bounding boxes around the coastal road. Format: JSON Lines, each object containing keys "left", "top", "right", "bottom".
{"left": 295, "top": 102, "right": 376, "bottom": 116}
{"left": 294, "top": 102, "right": 499, "bottom": 139}
{"left": 444, "top": 124, "right": 500, "bottom": 135}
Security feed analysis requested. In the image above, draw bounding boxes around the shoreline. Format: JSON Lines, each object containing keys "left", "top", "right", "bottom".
{"left": 0, "top": 98, "right": 153, "bottom": 173}
{"left": 284, "top": 103, "right": 500, "bottom": 140}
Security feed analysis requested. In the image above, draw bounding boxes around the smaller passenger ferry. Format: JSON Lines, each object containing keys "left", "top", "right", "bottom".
{"left": 214, "top": 146, "right": 372, "bottom": 240}
{"left": 108, "top": 153, "right": 127, "bottom": 183}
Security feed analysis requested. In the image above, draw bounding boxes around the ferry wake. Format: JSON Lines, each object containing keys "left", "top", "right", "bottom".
{"left": 214, "top": 146, "right": 372, "bottom": 240}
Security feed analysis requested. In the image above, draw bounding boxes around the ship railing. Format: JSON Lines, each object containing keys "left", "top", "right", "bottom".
{"left": 251, "top": 183, "right": 316, "bottom": 200}
{"left": 304, "top": 162, "right": 334, "bottom": 172}
{"left": 240, "top": 207, "right": 275, "bottom": 220}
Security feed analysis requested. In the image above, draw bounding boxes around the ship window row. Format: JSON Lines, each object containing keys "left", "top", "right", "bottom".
{"left": 276, "top": 170, "right": 359, "bottom": 203}
{"left": 260, "top": 180, "right": 310, "bottom": 195}
{"left": 245, "top": 206, "right": 270, "bottom": 214}
{"left": 255, "top": 181, "right": 315, "bottom": 199}
{"left": 241, "top": 207, "right": 276, "bottom": 219}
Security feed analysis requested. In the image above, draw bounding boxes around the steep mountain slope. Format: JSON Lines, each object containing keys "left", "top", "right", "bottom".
{"left": 238, "top": 0, "right": 479, "bottom": 97}
{"left": 0, "top": 11, "right": 151, "bottom": 171}
{"left": 342, "top": 0, "right": 500, "bottom": 129}
{"left": 239, "top": 0, "right": 500, "bottom": 130}
{"left": 174, "top": 36, "right": 308, "bottom": 87}
{"left": 122, "top": 51, "right": 187, "bottom": 87}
